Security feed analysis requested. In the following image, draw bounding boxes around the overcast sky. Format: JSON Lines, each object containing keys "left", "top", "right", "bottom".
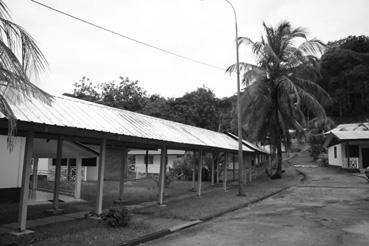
{"left": 6, "top": 0, "right": 369, "bottom": 98}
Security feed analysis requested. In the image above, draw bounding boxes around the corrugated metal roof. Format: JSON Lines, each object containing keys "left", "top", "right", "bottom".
{"left": 332, "top": 131, "right": 369, "bottom": 140}
{"left": 326, "top": 122, "right": 369, "bottom": 134}
{"left": 0, "top": 93, "right": 253, "bottom": 152}
{"left": 225, "top": 132, "right": 270, "bottom": 154}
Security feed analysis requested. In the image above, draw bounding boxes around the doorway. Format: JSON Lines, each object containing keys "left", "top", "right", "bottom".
{"left": 362, "top": 148, "right": 369, "bottom": 168}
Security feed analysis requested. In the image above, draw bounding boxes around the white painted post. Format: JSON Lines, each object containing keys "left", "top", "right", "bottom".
{"left": 158, "top": 146, "right": 167, "bottom": 205}
{"left": 216, "top": 153, "right": 220, "bottom": 184}
{"left": 223, "top": 152, "right": 228, "bottom": 192}
{"left": 18, "top": 132, "right": 34, "bottom": 232}
{"left": 232, "top": 153, "right": 235, "bottom": 180}
{"left": 197, "top": 150, "right": 203, "bottom": 197}
{"left": 145, "top": 149, "right": 149, "bottom": 176}
{"left": 74, "top": 157, "right": 82, "bottom": 199}
{"left": 211, "top": 152, "right": 215, "bottom": 186}
{"left": 96, "top": 138, "right": 106, "bottom": 215}
{"left": 119, "top": 146, "right": 128, "bottom": 201}
{"left": 31, "top": 158, "right": 39, "bottom": 191}
{"left": 192, "top": 151, "right": 196, "bottom": 190}
{"left": 243, "top": 152, "right": 247, "bottom": 184}
{"left": 53, "top": 137, "right": 63, "bottom": 210}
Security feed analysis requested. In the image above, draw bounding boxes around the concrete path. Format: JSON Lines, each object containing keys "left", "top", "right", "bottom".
{"left": 145, "top": 151, "right": 369, "bottom": 246}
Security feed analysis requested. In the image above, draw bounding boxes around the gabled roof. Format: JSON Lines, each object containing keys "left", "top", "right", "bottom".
{"left": 0, "top": 91, "right": 253, "bottom": 152}
{"left": 324, "top": 124, "right": 369, "bottom": 148}
{"left": 326, "top": 122, "right": 369, "bottom": 134}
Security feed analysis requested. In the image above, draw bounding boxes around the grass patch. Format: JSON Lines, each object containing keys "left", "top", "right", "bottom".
{"left": 0, "top": 216, "right": 156, "bottom": 246}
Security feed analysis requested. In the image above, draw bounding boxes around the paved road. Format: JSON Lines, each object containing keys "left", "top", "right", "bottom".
{"left": 145, "top": 152, "right": 369, "bottom": 246}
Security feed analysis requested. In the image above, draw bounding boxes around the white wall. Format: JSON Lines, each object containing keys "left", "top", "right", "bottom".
{"left": 328, "top": 141, "right": 369, "bottom": 169}
{"left": 0, "top": 136, "right": 25, "bottom": 189}
{"left": 86, "top": 157, "right": 99, "bottom": 181}
{"left": 37, "top": 158, "right": 49, "bottom": 173}
{"left": 134, "top": 154, "right": 178, "bottom": 174}
{"left": 328, "top": 144, "right": 343, "bottom": 167}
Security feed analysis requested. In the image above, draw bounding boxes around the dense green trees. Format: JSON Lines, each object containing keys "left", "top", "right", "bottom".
{"left": 228, "top": 21, "right": 330, "bottom": 178}
{"left": 320, "top": 35, "right": 369, "bottom": 121}
{"left": 0, "top": 1, "right": 51, "bottom": 146}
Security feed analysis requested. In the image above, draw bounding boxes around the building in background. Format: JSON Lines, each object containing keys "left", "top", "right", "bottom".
{"left": 324, "top": 123, "right": 369, "bottom": 170}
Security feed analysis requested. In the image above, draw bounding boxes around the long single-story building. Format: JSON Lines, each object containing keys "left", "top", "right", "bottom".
{"left": 324, "top": 123, "right": 369, "bottom": 169}
{"left": 0, "top": 90, "right": 261, "bottom": 232}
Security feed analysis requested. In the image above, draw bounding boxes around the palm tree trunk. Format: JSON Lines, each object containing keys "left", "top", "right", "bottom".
{"left": 271, "top": 88, "right": 282, "bottom": 179}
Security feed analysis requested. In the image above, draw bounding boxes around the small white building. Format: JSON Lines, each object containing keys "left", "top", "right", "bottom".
{"left": 0, "top": 135, "right": 98, "bottom": 201}
{"left": 129, "top": 149, "right": 185, "bottom": 178}
{"left": 324, "top": 123, "right": 369, "bottom": 169}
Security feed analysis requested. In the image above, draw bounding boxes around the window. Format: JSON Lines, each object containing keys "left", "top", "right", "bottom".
{"left": 144, "top": 155, "right": 154, "bottom": 164}
{"left": 334, "top": 147, "right": 337, "bottom": 159}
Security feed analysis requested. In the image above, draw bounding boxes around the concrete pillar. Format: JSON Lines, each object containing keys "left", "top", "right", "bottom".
{"left": 347, "top": 142, "right": 350, "bottom": 168}
{"left": 119, "top": 146, "right": 128, "bottom": 201}
{"left": 232, "top": 153, "right": 235, "bottom": 180}
{"left": 74, "top": 157, "right": 82, "bottom": 199}
{"left": 158, "top": 146, "right": 167, "bottom": 205}
{"left": 145, "top": 149, "right": 149, "bottom": 176}
{"left": 223, "top": 152, "right": 228, "bottom": 192}
{"left": 53, "top": 137, "right": 63, "bottom": 210}
{"left": 216, "top": 153, "right": 220, "bottom": 184}
{"left": 197, "top": 150, "right": 203, "bottom": 197}
{"left": 18, "top": 132, "right": 34, "bottom": 232}
{"left": 96, "top": 138, "right": 106, "bottom": 215}
{"left": 192, "top": 151, "right": 196, "bottom": 190}
{"left": 243, "top": 152, "right": 248, "bottom": 184}
{"left": 31, "top": 158, "right": 39, "bottom": 191}
{"left": 211, "top": 152, "right": 215, "bottom": 186}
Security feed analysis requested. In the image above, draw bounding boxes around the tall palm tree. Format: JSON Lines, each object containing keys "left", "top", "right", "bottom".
{"left": 0, "top": 1, "right": 51, "bottom": 147}
{"left": 227, "top": 21, "right": 331, "bottom": 178}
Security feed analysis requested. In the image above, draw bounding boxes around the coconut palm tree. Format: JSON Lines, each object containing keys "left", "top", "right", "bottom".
{"left": 0, "top": 1, "right": 51, "bottom": 147}
{"left": 227, "top": 21, "right": 331, "bottom": 178}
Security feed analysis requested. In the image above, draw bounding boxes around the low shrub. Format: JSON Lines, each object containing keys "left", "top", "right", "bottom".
{"left": 101, "top": 207, "right": 131, "bottom": 228}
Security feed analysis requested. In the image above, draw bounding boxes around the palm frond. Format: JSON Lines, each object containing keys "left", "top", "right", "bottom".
{"left": 292, "top": 77, "right": 332, "bottom": 107}
{"left": 297, "top": 88, "right": 326, "bottom": 118}
{"left": 276, "top": 75, "right": 301, "bottom": 108}
{"left": 0, "top": 0, "right": 52, "bottom": 147}
{"left": 298, "top": 39, "right": 326, "bottom": 56}
{"left": 237, "top": 36, "right": 254, "bottom": 46}
{"left": 0, "top": 93, "right": 16, "bottom": 149}
{"left": 225, "top": 62, "right": 258, "bottom": 74}
{"left": 241, "top": 68, "right": 267, "bottom": 86}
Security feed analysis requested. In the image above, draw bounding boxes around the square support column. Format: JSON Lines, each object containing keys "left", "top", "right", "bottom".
{"left": 223, "top": 152, "right": 228, "bottom": 192}
{"left": 216, "top": 154, "right": 220, "bottom": 184}
{"left": 74, "top": 157, "right": 82, "bottom": 199}
{"left": 31, "top": 158, "right": 39, "bottom": 191}
{"left": 145, "top": 149, "right": 149, "bottom": 176}
{"left": 53, "top": 137, "right": 63, "bottom": 210}
{"left": 158, "top": 146, "right": 167, "bottom": 205}
{"left": 119, "top": 146, "right": 128, "bottom": 201}
{"left": 243, "top": 152, "right": 247, "bottom": 184}
{"left": 17, "top": 132, "right": 34, "bottom": 232}
{"left": 232, "top": 153, "right": 236, "bottom": 180}
{"left": 192, "top": 151, "right": 196, "bottom": 191}
{"left": 197, "top": 150, "right": 203, "bottom": 197}
{"left": 96, "top": 138, "right": 106, "bottom": 215}
{"left": 211, "top": 152, "right": 215, "bottom": 186}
